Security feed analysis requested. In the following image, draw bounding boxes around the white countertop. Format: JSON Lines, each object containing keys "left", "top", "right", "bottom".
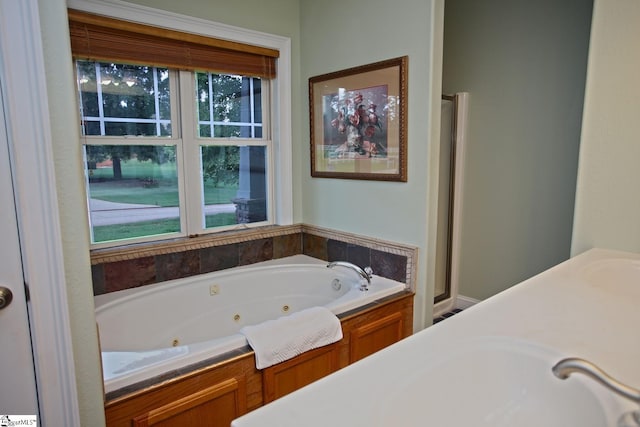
{"left": 231, "top": 248, "right": 640, "bottom": 426}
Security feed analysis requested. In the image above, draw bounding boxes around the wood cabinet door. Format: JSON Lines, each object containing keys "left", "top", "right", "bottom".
{"left": 262, "top": 343, "right": 339, "bottom": 403}
{"left": 349, "top": 312, "right": 404, "bottom": 363}
{"left": 130, "top": 378, "right": 247, "bottom": 427}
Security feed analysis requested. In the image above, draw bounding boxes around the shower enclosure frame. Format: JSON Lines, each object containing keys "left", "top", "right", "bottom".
{"left": 434, "top": 92, "right": 468, "bottom": 316}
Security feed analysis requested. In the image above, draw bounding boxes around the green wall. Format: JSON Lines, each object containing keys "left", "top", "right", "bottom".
{"left": 126, "top": 0, "right": 300, "bottom": 37}
{"left": 299, "top": 0, "right": 443, "bottom": 330}
{"left": 442, "top": 0, "right": 592, "bottom": 300}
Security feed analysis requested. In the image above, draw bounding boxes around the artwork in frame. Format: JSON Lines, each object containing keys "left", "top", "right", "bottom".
{"left": 309, "top": 56, "right": 408, "bottom": 181}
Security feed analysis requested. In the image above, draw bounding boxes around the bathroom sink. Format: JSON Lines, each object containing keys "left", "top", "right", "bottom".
{"left": 375, "top": 337, "right": 628, "bottom": 427}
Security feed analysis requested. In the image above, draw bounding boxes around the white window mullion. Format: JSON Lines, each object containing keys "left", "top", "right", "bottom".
{"left": 179, "top": 70, "right": 205, "bottom": 234}
{"left": 167, "top": 69, "right": 187, "bottom": 239}
{"left": 82, "top": 117, "right": 171, "bottom": 126}
{"left": 208, "top": 73, "right": 215, "bottom": 137}
{"left": 249, "top": 78, "right": 255, "bottom": 138}
{"left": 153, "top": 67, "right": 162, "bottom": 136}
{"left": 262, "top": 81, "right": 275, "bottom": 223}
{"left": 94, "top": 62, "right": 106, "bottom": 135}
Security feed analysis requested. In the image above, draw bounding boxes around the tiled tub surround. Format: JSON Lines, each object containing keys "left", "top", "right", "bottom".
{"left": 91, "top": 224, "right": 417, "bottom": 295}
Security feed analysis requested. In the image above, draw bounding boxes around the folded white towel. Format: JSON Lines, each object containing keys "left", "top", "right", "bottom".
{"left": 240, "top": 306, "right": 343, "bottom": 369}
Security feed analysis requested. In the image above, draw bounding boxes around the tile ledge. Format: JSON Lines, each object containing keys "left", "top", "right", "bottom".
{"left": 91, "top": 224, "right": 302, "bottom": 265}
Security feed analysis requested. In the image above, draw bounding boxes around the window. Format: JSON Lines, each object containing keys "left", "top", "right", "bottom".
{"left": 67, "top": 6, "right": 293, "bottom": 249}
{"left": 77, "top": 59, "right": 272, "bottom": 247}
{"left": 68, "top": 7, "right": 292, "bottom": 249}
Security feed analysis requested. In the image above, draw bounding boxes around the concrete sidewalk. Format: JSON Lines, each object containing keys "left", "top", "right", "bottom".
{"left": 89, "top": 199, "right": 235, "bottom": 226}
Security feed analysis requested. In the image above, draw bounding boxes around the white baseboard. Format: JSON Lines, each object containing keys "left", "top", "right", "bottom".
{"left": 455, "top": 295, "right": 480, "bottom": 310}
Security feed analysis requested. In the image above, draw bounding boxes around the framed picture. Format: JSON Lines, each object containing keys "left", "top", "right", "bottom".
{"left": 309, "top": 56, "right": 408, "bottom": 181}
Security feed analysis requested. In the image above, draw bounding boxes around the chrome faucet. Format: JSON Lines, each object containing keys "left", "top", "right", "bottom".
{"left": 327, "top": 261, "right": 373, "bottom": 291}
{"left": 552, "top": 357, "right": 640, "bottom": 425}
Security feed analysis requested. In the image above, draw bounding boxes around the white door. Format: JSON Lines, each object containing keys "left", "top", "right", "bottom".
{"left": 0, "top": 82, "right": 39, "bottom": 415}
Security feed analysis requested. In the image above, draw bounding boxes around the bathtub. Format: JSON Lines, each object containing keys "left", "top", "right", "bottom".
{"left": 94, "top": 254, "right": 407, "bottom": 394}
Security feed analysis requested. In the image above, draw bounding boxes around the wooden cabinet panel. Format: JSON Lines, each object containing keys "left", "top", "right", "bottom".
{"left": 132, "top": 378, "right": 246, "bottom": 427}
{"left": 349, "top": 312, "right": 403, "bottom": 363}
{"left": 105, "top": 353, "right": 259, "bottom": 427}
{"left": 262, "top": 343, "right": 339, "bottom": 403}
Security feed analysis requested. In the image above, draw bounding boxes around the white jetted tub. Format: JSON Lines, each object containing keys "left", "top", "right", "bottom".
{"left": 94, "top": 255, "right": 407, "bottom": 394}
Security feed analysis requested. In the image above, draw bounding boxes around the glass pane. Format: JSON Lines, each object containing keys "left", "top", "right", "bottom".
{"left": 76, "top": 60, "right": 172, "bottom": 137}
{"left": 212, "top": 75, "right": 242, "bottom": 123}
{"left": 200, "top": 145, "right": 267, "bottom": 229}
{"left": 77, "top": 60, "right": 99, "bottom": 117}
{"left": 214, "top": 125, "right": 242, "bottom": 138}
{"left": 196, "top": 72, "right": 263, "bottom": 138}
{"left": 84, "top": 121, "right": 101, "bottom": 135}
{"left": 253, "top": 79, "right": 262, "bottom": 124}
{"left": 104, "top": 122, "right": 158, "bottom": 136}
{"left": 196, "top": 72, "right": 211, "bottom": 122}
{"left": 199, "top": 124, "right": 212, "bottom": 138}
{"left": 85, "top": 145, "right": 180, "bottom": 243}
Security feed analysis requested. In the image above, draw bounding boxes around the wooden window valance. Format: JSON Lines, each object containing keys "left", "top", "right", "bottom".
{"left": 68, "top": 9, "right": 278, "bottom": 78}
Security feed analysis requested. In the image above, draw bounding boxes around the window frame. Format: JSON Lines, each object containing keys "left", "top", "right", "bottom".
{"left": 69, "top": 0, "right": 293, "bottom": 249}
{"left": 79, "top": 65, "right": 185, "bottom": 248}
{"left": 78, "top": 62, "right": 176, "bottom": 137}
{"left": 179, "top": 69, "right": 274, "bottom": 239}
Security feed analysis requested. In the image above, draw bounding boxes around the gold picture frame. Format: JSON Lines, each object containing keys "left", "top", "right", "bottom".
{"left": 309, "top": 56, "right": 408, "bottom": 181}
